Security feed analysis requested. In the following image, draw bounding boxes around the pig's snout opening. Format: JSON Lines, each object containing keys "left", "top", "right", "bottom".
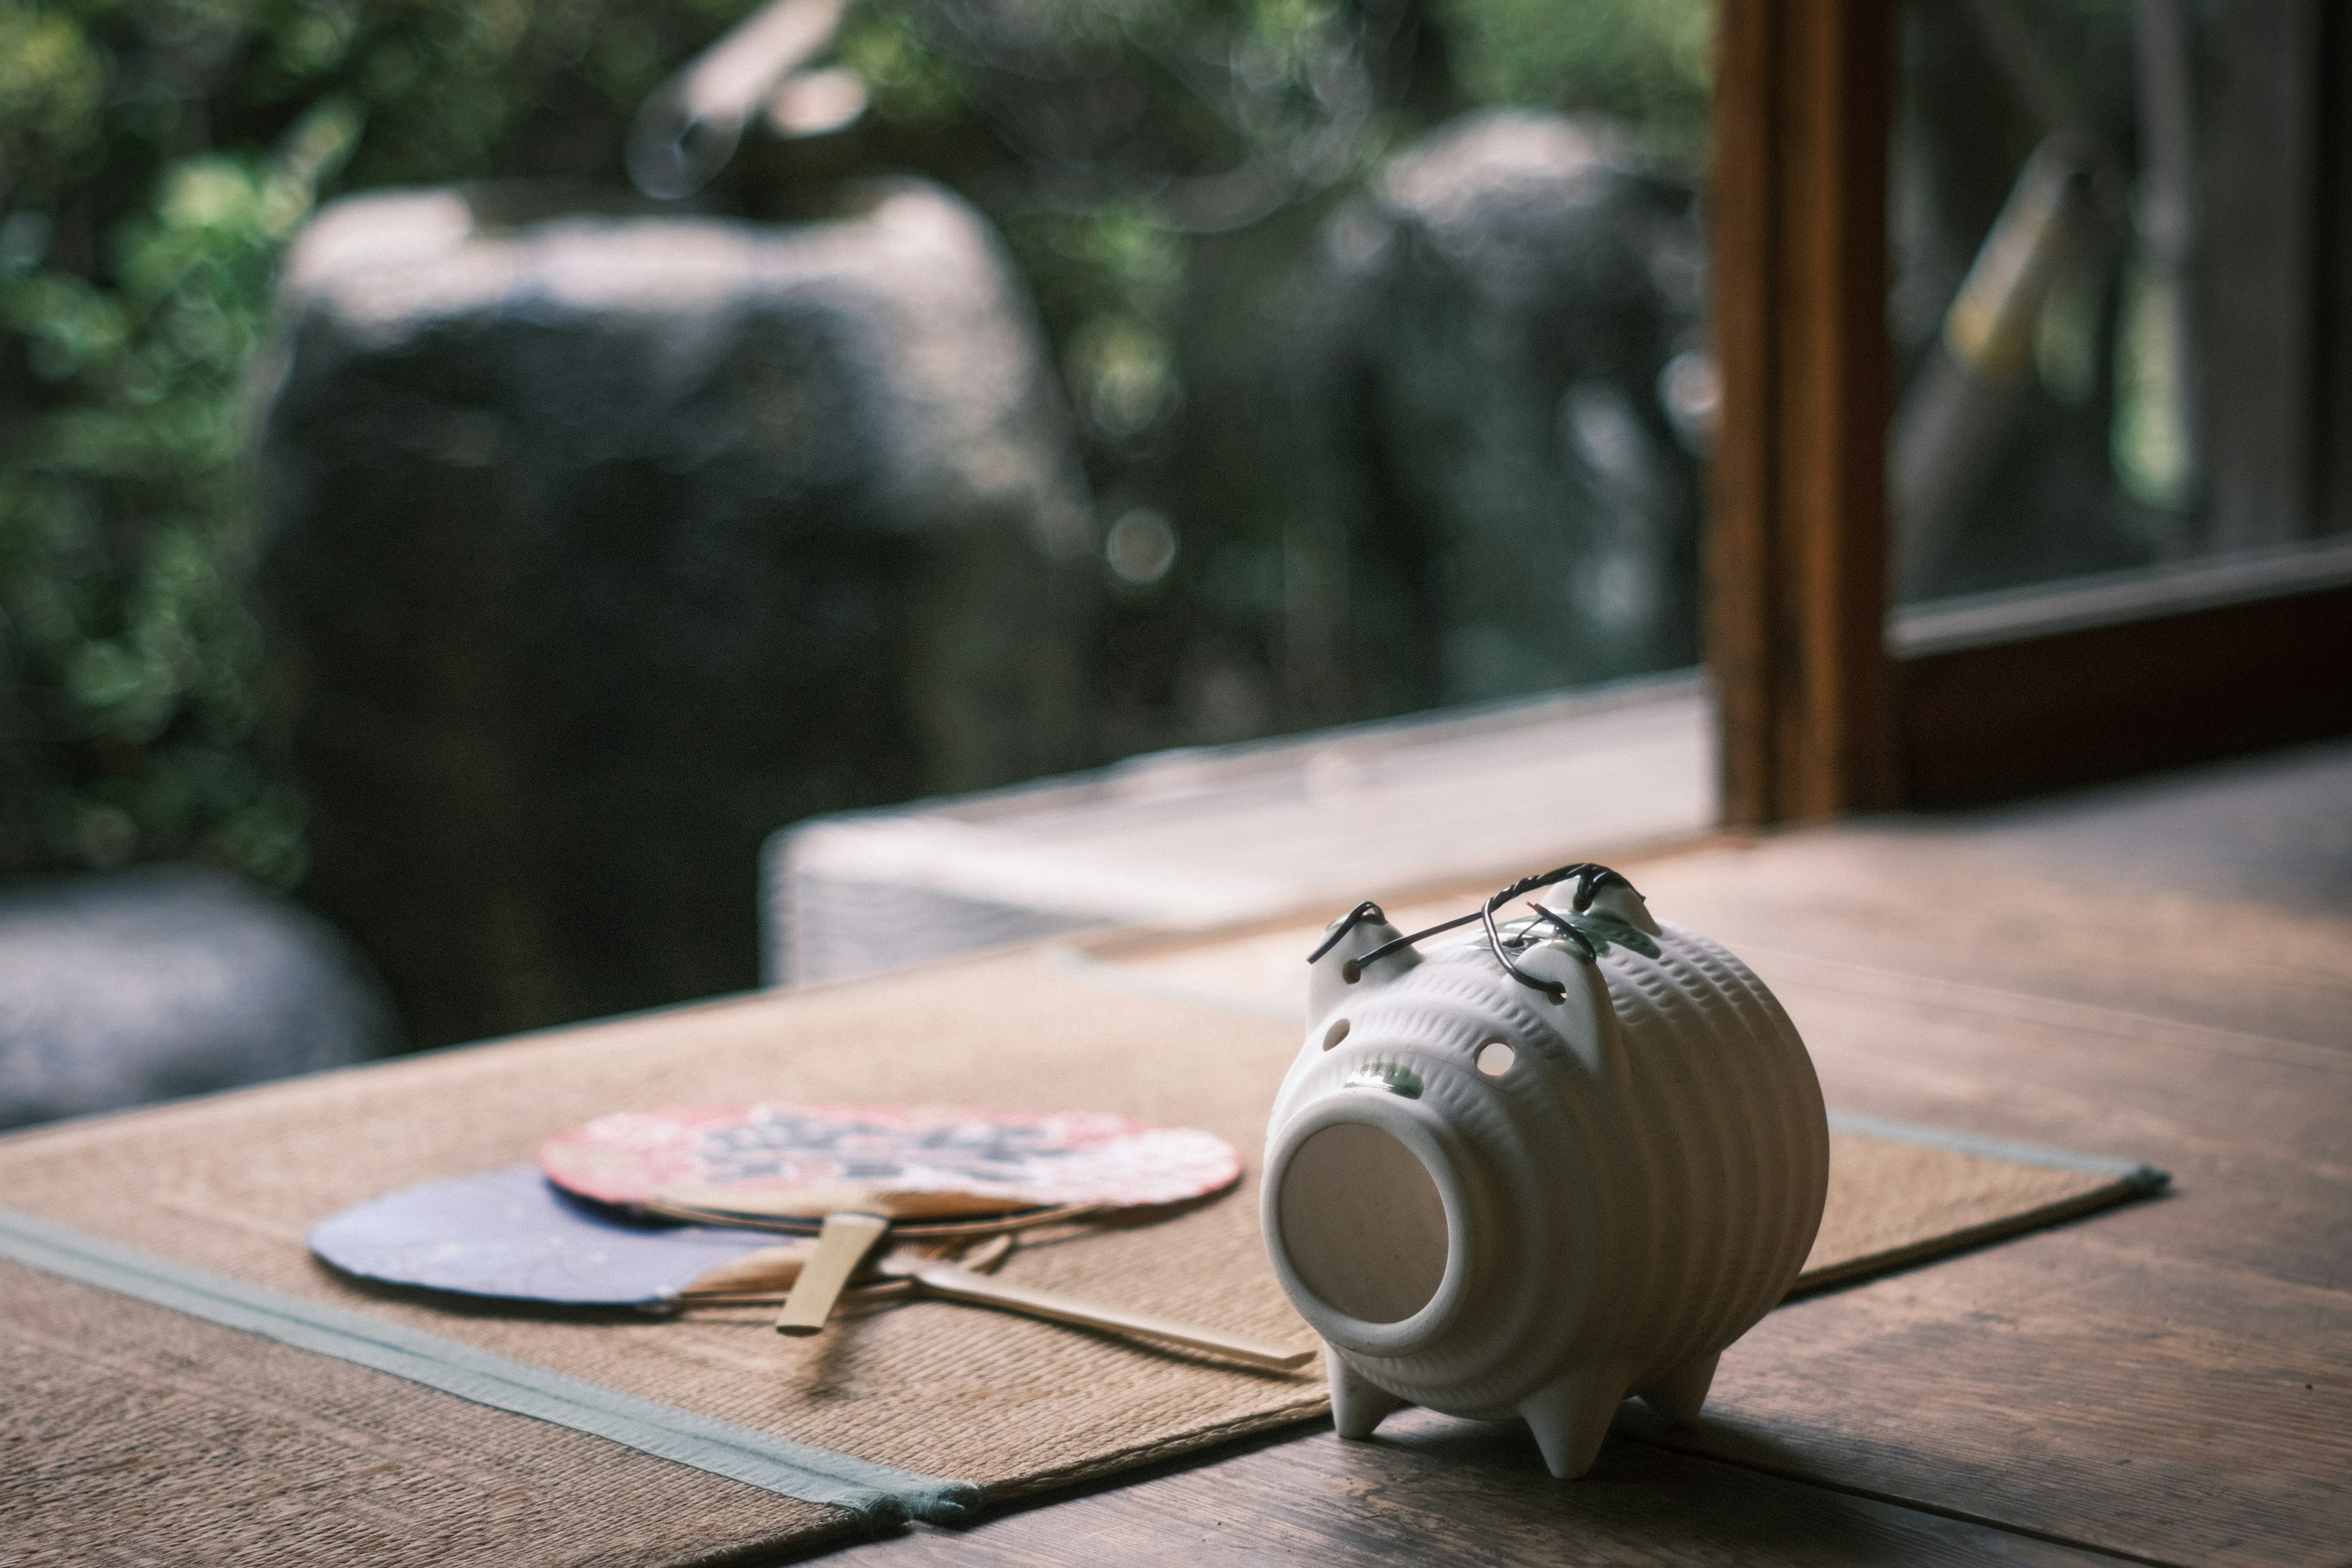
{"left": 1275, "top": 1120, "right": 1449, "bottom": 1325}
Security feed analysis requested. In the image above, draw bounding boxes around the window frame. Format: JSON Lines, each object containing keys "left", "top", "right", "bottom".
{"left": 1708, "top": 0, "right": 2352, "bottom": 821}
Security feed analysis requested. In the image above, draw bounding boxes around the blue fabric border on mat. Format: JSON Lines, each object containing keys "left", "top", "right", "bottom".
{"left": 0, "top": 1205, "right": 979, "bottom": 1525}
{"left": 1826, "top": 1110, "right": 2169, "bottom": 1191}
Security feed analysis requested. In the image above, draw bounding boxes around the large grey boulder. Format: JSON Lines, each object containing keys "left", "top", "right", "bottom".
{"left": 1309, "top": 111, "right": 1707, "bottom": 705}
{"left": 252, "top": 179, "right": 1096, "bottom": 1048}
{"left": 0, "top": 868, "right": 396, "bottom": 1131}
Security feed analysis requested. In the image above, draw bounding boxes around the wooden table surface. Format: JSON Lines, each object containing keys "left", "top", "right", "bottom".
{"left": 818, "top": 741, "right": 2352, "bottom": 1568}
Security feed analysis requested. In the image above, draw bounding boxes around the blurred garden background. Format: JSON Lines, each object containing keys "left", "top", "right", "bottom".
{"left": 0, "top": 0, "right": 1712, "bottom": 1052}
{"left": 1, "top": 0, "right": 2286, "bottom": 1103}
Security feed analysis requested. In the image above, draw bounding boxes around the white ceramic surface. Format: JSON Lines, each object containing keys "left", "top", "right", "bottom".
{"left": 1262, "top": 873, "right": 1828, "bottom": 1479}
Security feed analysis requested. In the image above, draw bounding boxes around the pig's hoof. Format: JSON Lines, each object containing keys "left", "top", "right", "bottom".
{"left": 1326, "top": 1345, "right": 1409, "bottom": 1439}
{"left": 1519, "top": 1366, "right": 1627, "bottom": 1479}
{"left": 1637, "top": 1351, "right": 1719, "bottom": 1424}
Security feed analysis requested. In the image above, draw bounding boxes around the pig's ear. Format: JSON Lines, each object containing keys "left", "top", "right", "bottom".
{"left": 1582, "top": 880, "right": 1659, "bottom": 936}
{"left": 1506, "top": 937, "right": 1620, "bottom": 1077}
{"left": 1307, "top": 905, "right": 1418, "bottom": 1027}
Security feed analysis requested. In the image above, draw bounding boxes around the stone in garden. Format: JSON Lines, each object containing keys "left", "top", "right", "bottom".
{"left": 1311, "top": 110, "right": 1708, "bottom": 704}
{"left": 251, "top": 179, "right": 1095, "bottom": 1048}
{"left": 0, "top": 867, "right": 396, "bottom": 1131}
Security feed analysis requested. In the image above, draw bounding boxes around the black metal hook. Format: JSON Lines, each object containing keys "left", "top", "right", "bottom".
{"left": 1305, "top": 901, "right": 1389, "bottom": 965}
{"left": 1310, "top": 864, "right": 1637, "bottom": 1001}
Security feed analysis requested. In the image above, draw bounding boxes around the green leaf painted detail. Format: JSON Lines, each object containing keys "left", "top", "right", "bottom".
{"left": 1495, "top": 912, "right": 1662, "bottom": 963}
{"left": 1561, "top": 912, "right": 1662, "bottom": 960}
{"left": 1344, "top": 1065, "right": 1423, "bottom": 1100}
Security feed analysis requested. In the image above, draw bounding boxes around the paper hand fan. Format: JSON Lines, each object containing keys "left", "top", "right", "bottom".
{"left": 540, "top": 1102, "right": 1242, "bottom": 1334}
{"left": 306, "top": 1160, "right": 1303, "bottom": 1370}
{"left": 306, "top": 1164, "right": 802, "bottom": 1306}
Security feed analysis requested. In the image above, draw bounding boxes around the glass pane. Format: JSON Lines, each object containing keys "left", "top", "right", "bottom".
{"left": 1890, "top": 0, "right": 2351, "bottom": 608}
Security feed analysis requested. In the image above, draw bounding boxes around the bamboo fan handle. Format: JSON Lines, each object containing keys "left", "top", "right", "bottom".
{"left": 774, "top": 1212, "right": 891, "bottom": 1336}
{"left": 888, "top": 1258, "right": 1314, "bottom": 1372}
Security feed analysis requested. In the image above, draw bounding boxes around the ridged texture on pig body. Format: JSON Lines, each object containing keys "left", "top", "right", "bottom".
{"left": 1598, "top": 922, "right": 1827, "bottom": 1396}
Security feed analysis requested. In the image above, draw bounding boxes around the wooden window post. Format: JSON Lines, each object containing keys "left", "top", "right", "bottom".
{"left": 1710, "top": 0, "right": 1899, "bottom": 826}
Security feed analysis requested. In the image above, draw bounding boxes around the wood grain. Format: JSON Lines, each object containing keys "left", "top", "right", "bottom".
{"left": 1639, "top": 1235, "right": 2351, "bottom": 1568}
{"left": 1708, "top": 0, "right": 1898, "bottom": 827}
{"left": 823, "top": 1408, "right": 2114, "bottom": 1568}
{"left": 1636, "top": 816, "right": 2352, "bottom": 1056}
{"left": 1894, "top": 579, "right": 2352, "bottom": 807}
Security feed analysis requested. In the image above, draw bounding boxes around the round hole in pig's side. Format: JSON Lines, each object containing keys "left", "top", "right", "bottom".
{"left": 1476, "top": 1041, "right": 1515, "bottom": 1076}
{"left": 1275, "top": 1121, "right": 1447, "bottom": 1325}
{"left": 1322, "top": 1019, "right": 1350, "bottom": 1050}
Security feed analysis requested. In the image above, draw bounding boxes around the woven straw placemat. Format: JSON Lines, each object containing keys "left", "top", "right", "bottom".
{"left": 0, "top": 944, "right": 2158, "bottom": 1567}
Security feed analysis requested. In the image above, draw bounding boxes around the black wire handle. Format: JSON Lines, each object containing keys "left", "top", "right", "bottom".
{"left": 1308, "top": 864, "right": 1638, "bottom": 1003}
{"left": 1305, "top": 902, "right": 1389, "bottom": 964}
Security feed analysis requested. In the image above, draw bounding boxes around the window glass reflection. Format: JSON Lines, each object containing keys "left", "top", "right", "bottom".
{"left": 1891, "top": 0, "right": 2350, "bottom": 606}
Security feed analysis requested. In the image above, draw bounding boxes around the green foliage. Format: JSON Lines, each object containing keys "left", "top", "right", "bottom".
{"left": 832, "top": 5, "right": 968, "bottom": 128}
{"left": 0, "top": 0, "right": 766, "bottom": 883}
{"left": 0, "top": 80, "right": 361, "bottom": 884}
{"left": 1438, "top": 0, "right": 1713, "bottom": 168}
{"left": 1004, "top": 207, "right": 1189, "bottom": 445}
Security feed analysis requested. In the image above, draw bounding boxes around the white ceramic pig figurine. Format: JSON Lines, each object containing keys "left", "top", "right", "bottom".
{"left": 1261, "top": 864, "right": 1828, "bottom": 1479}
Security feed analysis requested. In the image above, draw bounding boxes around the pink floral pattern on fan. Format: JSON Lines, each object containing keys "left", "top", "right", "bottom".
{"left": 540, "top": 1102, "right": 1242, "bottom": 1212}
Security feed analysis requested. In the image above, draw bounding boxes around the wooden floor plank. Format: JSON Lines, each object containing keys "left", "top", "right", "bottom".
{"left": 1770, "top": 964, "right": 2352, "bottom": 1294}
{"left": 1640, "top": 824, "right": 2352, "bottom": 1057}
{"left": 821, "top": 1408, "right": 2124, "bottom": 1567}
{"left": 1637, "top": 1232, "right": 2351, "bottom": 1568}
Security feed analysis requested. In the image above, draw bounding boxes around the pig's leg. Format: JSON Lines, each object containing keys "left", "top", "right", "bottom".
{"left": 1518, "top": 1363, "right": 1627, "bottom": 1479}
{"left": 1637, "top": 1351, "right": 1720, "bottom": 1424}
{"left": 1325, "top": 1344, "right": 1408, "bottom": 1439}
